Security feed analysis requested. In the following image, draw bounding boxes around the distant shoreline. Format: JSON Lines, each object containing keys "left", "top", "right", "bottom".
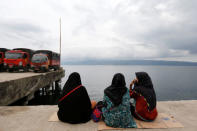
{"left": 62, "top": 64, "right": 197, "bottom": 67}
{"left": 62, "top": 60, "right": 197, "bottom": 66}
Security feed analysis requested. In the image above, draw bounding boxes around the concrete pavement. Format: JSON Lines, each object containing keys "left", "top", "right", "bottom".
{"left": 0, "top": 100, "right": 197, "bottom": 131}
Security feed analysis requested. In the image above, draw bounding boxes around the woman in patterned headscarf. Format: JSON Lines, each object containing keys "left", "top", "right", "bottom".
{"left": 102, "top": 73, "right": 137, "bottom": 128}
{"left": 130, "top": 72, "right": 158, "bottom": 121}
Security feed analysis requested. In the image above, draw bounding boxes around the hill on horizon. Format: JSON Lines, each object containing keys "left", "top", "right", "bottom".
{"left": 62, "top": 59, "right": 197, "bottom": 66}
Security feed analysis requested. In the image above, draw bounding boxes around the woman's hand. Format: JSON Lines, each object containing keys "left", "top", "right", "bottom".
{"left": 130, "top": 79, "right": 138, "bottom": 89}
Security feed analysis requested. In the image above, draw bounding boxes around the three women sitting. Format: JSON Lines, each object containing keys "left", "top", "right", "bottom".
{"left": 57, "top": 72, "right": 157, "bottom": 127}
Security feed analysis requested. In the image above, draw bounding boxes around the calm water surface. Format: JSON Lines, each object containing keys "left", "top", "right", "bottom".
{"left": 62, "top": 65, "right": 197, "bottom": 101}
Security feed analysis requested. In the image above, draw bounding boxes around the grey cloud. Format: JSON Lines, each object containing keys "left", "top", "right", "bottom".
{"left": 141, "top": 20, "right": 197, "bottom": 54}
{"left": 0, "top": 21, "right": 45, "bottom": 33}
{"left": 0, "top": 0, "right": 197, "bottom": 61}
{"left": 0, "top": 20, "right": 53, "bottom": 50}
{"left": 109, "top": 0, "right": 197, "bottom": 59}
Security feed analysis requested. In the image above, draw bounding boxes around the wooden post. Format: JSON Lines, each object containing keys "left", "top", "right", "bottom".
{"left": 42, "top": 88, "right": 44, "bottom": 95}
{"left": 52, "top": 82, "right": 54, "bottom": 94}
{"left": 55, "top": 80, "right": 61, "bottom": 93}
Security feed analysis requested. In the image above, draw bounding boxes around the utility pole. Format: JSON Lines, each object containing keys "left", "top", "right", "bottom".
{"left": 59, "top": 18, "right": 62, "bottom": 66}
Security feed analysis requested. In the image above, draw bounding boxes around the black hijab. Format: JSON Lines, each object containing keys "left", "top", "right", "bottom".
{"left": 61, "top": 72, "right": 82, "bottom": 96}
{"left": 58, "top": 72, "right": 92, "bottom": 124}
{"left": 104, "top": 73, "right": 127, "bottom": 106}
{"left": 134, "top": 72, "right": 156, "bottom": 111}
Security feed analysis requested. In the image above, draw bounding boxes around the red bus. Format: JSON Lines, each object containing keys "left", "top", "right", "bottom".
{"left": 0, "top": 48, "right": 10, "bottom": 71}
{"left": 31, "top": 50, "right": 60, "bottom": 72}
{"left": 4, "top": 48, "right": 34, "bottom": 72}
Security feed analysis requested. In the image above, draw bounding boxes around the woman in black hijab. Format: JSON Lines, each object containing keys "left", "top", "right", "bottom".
{"left": 130, "top": 72, "right": 158, "bottom": 121}
{"left": 57, "top": 72, "right": 92, "bottom": 124}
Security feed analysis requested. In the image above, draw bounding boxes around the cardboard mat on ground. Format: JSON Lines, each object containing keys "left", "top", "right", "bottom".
{"left": 98, "top": 113, "right": 184, "bottom": 130}
{"left": 48, "top": 112, "right": 183, "bottom": 129}
{"left": 48, "top": 112, "right": 59, "bottom": 122}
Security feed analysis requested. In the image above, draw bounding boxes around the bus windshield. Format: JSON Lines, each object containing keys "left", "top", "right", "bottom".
{"left": 5, "top": 52, "right": 23, "bottom": 59}
{"left": 32, "top": 54, "right": 48, "bottom": 63}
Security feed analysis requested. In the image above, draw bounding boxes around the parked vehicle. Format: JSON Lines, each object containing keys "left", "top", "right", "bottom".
{"left": 0, "top": 48, "right": 10, "bottom": 71}
{"left": 31, "top": 53, "right": 49, "bottom": 72}
{"left": 31, "top": 50, "right": 60, "bottom": 72}
{"left": 4, "top": 48, "right": 34, "bottom": 72}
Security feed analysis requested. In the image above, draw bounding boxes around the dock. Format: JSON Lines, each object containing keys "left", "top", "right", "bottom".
{"left": 0, "top": 100, "right": 197, "bottom": 131}
{"left": 0, "top": 69, "right": 65, "bottom": 106}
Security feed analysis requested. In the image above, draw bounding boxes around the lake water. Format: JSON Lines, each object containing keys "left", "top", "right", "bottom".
{"left": 62, "top": 65, "right": 197, "bottom": 101}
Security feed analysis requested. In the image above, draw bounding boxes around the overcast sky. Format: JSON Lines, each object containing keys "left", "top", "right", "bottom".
{"left": 0, "top": 0, "right": 197, "bottom": 62}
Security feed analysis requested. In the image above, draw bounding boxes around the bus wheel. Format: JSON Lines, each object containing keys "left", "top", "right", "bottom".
{"left": 23, "top": 67, "right": 28, "bottom": 72}
{"left": 8, "top": 69, "right": 13, "bottom": 72}
{"left": 54, "top": 67, "right": 57, "bottom": 71}
{"left": 44, "top": 68, "right": 49, "bottom": 72}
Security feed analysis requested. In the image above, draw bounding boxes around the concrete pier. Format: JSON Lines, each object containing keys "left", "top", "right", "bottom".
{"left": 0, "top": 69, "right": 65, "bottom": 106}
{"left": 0, "top": 100, "right": 196, "bottom": 131}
